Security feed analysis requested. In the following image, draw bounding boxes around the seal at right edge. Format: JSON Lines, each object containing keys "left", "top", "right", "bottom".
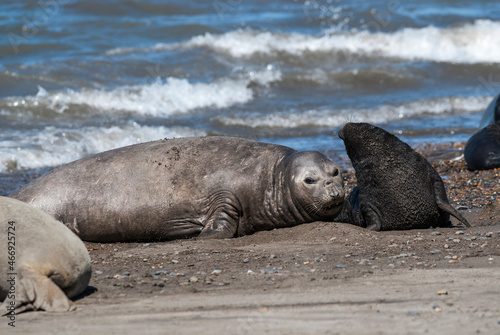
{"left": 334, "top": 122, "right": 471, "bottom": 231}
{"left": 464, "top": 121, "right": 500, "bottom": 170}
{"left": 464, "top": 92, "right": 500, "bottom": 170}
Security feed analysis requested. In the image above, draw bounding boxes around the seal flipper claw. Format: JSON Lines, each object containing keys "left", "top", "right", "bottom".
{"left": 1, "top": 267, "right": 75, "bottom": 315}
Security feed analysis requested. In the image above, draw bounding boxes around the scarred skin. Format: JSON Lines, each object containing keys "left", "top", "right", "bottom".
{"left": 335, "top": 123, "right": 470, "bottom": 231}
{"left": 11, "top": 137, "right": 344, "bottom": 242}
{"left": 0, "top": 197, "right": 91, "bottom": 314}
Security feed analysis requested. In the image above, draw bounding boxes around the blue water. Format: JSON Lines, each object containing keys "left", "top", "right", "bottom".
{"left": 1, "top": 0, "right": 500, "bottom": 172}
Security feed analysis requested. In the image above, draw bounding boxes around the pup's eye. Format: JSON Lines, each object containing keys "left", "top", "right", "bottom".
{"left": 332, "top": 169, "right": 339, "bottom": 177}
{"left": 304, "top": 178, "right": 316, "bottom": 184}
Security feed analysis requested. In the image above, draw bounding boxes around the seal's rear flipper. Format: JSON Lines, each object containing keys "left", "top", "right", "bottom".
{"left": 1, "top": 268, "right": 75, "bottom": 315}
{"left": 436, "top": 200, "right": 471, "bottom": 227}
{"left": 432, "top": 180, "right": 471, "bottom": 228}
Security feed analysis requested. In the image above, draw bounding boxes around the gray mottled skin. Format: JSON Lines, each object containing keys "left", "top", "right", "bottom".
{"left": 12, "top": 137, "right": 344, "bottom": 242}
{"left": 0, "top": 197, "right": 91, "bottom": 314}
{"left": 335, "top": 123, "right": 470, "bottom": 231}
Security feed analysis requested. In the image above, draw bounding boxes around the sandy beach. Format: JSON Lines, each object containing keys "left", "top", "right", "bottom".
{"left": 1, "top": 143, "right": 499, "bottom": 334}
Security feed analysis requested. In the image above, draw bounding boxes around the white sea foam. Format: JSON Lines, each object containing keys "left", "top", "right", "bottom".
{"left": 0, "top": 123, "right": 206, "bottom": 172}
{"left": 14, "top": 69, "right": 281, "bottom": 116}
{"left": 109, "top": 20, "right": 500, "bottom": 64}
{"left": 216, "top": 96, "right": 493, "bottom": 129}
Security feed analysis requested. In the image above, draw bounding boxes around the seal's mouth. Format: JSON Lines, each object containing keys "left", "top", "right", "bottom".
{"left": 322, "top": 199, "right": 343, "bottom": 212}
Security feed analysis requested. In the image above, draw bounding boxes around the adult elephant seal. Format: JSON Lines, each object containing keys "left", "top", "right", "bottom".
{"left": 11, "top": 137, "right": 344, "bottom": 242}
{"left": 335, "top": 123, "right": 470, "bottom": 231}
{"left": 465, "top": 93, "right": 500, "bottom": 170}
{"left": 0, "top": 196, "right": 91, "bottom": 314}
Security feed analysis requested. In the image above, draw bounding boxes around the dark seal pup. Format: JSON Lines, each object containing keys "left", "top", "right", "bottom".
{"left": 11, "top": 137, "right": 344, "bottom": 242}
{"left": 0, "top": 197, "right": 91, "bottom": 314}
{"left": 465, "top": 93, "right": 500, "bottom": 170}
{"left": 335, "top": 122, "right": 470, "bottom": 231}
{"left": 464, "top": 122, "right": 500, "bottom": 170}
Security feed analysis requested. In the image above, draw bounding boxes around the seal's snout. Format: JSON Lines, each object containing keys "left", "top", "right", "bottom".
{"left": 325, "top": 179, "right": 344, "bottom": 199}
{"left": 338, "top": 128, "right": 345, "bottom": 140}
{"left": 338, "top": 122, "right": 354, "bottom": 140}
{"left": 329, "top": 187, "right": 345, "bottom": 200}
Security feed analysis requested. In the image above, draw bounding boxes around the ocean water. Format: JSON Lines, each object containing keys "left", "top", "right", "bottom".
{"left": 1, "top": 0, "right": 500, "bottom": 173}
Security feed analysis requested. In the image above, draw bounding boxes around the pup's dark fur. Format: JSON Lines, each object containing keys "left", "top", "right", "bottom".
{"left": 465, "top": 122, "right": 500, "bottom": 170}
{"left": 335, "top": 122, "right": 470, "bottom": 231}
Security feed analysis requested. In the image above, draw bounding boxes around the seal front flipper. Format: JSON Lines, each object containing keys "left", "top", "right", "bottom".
{"left": 335, "top": 187, "right": 382, "bottom": 230}
{"left": 198, "top": 191, "right": 241, "bottom": 239}
{"left": 1, "top": 267, "right": 75, "bottom": 315}
{"left": 361, "top": 203, "right": 383, "bottom": 231}
{"left": 334, "top": 187, "right": 366, "bottom": 227}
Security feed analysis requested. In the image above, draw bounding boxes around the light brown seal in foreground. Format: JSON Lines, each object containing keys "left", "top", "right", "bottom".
{"left": 12, "top": 137, "right": 344, "bottom": 242}
{"left": 0, "top": 196, "right": 91, "bottom": 314}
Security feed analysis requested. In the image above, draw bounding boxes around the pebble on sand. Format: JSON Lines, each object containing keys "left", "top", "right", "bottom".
{"left": 432, "top": 305, "right": 443, "bottom": 312}
{"left": 155, "top": 270, "right": 169, "bottom": 275}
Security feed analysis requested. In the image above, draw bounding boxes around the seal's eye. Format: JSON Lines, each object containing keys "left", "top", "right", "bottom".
{"left": 304, "top": 177, "right": 316, "bottom": 185}
{"left": 332, "top": 169, "right": 339, "bottom": 177}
